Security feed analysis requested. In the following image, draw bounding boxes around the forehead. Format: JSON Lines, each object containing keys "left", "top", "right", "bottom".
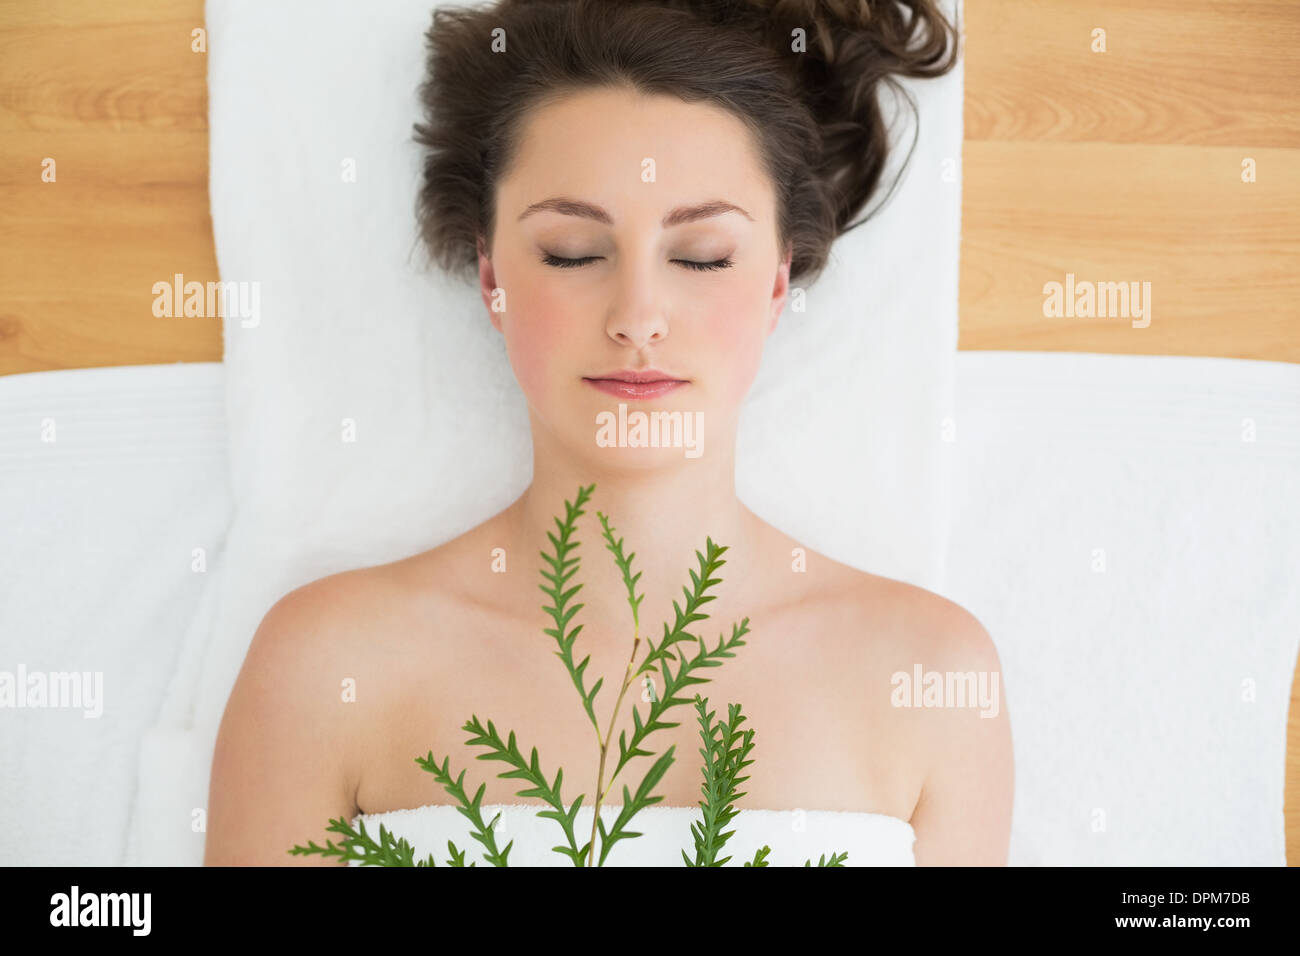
{"left": 499, "top": 86, "right": 773, "bottom": 224}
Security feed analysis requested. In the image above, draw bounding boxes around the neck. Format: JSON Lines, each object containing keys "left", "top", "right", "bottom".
{"left": 503, "top": 415, "right": 761, "bottom": 645}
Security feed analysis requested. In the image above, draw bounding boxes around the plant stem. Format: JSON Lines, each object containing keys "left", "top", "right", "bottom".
{"left": 587, "top": 622, "right": 643, "bottom": 867}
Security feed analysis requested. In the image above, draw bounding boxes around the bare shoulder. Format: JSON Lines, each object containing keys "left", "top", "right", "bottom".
{"left": 868, "top": 574, "right": 999, "bottom": 668}
{"left": 809, "top": 563, "right": 1013, "bottom": 864}
{"left": 256, "top": 499, "right": 518, "bottom": 678}
{"left": 827, "top": 558, "right": 1006, "bottom": 727}
{"left": 788, "top": 542, "right": 997, "bottom": 664}
{"left": 252, "top": 545, "right": 477, "bottom": 684}
{"left": 205, "top": 562, "right": 411, "bottom": 864}
{"left": 823, "top": 561, "right": 1013, "bottom": 863}
{"left": 205, "top": 525, "right": 498, "bottom": 865}
{"left": 746, "top": 517, "right": 998, "bottom": 672}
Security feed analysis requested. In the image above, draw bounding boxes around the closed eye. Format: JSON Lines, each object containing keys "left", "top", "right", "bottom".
{"left": 541, "top": 254, "right": 600, "bottom": 269}
{"left": 677, "top": 256, "right": 734, "bottom": 272}
{"left": 541, "top": 253, "right": 734, "bottom": 272}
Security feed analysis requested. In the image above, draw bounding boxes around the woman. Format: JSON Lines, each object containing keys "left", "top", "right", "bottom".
{"left": 205, "top": 0, "right": 1012, "bottom": 866}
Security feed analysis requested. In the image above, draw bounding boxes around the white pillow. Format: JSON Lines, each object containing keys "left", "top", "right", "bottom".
{"left": 127, "top": 0, "right": 966, "bottom": 864}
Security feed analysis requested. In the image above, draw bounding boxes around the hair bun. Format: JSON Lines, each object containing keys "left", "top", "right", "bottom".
{"left": 734, "top": 0, "right": 873, "bottom": 23}
{"left": 740, "top": 0, "right": 957, "bottom": 70}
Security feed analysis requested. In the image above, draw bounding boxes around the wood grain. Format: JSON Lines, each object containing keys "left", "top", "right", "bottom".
{"left": 0, "top": 0, "right": 1296, "bottom": 865}
{"left": 960, "top": 0, "right": 1300, "bottom": 359}
{"left": 0, "top": 2, "right": 219, "bottom": 374}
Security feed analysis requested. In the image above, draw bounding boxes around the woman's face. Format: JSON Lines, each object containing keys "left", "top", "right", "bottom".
{"left": 479, "top": 85, "right": 791, "bottom": 465}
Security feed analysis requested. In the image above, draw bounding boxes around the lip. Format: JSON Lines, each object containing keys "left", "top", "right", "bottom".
{"left": 582, "top": 368, "right": 689, "bottom": 400}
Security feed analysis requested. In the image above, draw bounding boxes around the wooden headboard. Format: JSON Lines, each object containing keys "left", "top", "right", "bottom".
{"left": 1, "top": 1, "right": 1296, "bottom": 862}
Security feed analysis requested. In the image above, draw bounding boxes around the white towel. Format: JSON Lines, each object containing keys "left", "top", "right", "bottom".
{"left": 943, "top": 351, "right": 1300, "bottom": 865}
{"left": 126, "top": 0, "right": 967, "bottom": 865}
{"left": 0, "top": 363, "right": 232, "bottom": 865}
{"left": 345, "top": 803, "right": 916, "bottom": 867}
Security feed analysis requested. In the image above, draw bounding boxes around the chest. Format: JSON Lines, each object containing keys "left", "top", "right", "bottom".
{"left": 356, "top": 609, "right": 922, "bottom": 821}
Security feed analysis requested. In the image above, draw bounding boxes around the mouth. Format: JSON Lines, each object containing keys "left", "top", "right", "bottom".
{"left": 582, "top": 368, "right": 690, "bottom": 400}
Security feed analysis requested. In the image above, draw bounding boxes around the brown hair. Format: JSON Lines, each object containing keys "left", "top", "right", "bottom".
{"left": 412, "top": 0, "right": 960, "bottom": 286}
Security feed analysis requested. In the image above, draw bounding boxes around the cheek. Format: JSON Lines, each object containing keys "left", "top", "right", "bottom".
{"left": 500, "top": 289, "right": 573, "bottom": 406}
{"left": 695, "top": 294, "right": 769, "bottom": 406}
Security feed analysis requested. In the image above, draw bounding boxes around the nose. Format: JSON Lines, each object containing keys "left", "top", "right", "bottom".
{"left": 607, "top": 316, "right": 667, "bottom": 349}
{"left": 605, "top": 260, "right": 669, "bottom": 348}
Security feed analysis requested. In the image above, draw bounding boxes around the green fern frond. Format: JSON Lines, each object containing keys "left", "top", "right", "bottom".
{"left": 289, "top": 816, "right": 447, "bottom": 867}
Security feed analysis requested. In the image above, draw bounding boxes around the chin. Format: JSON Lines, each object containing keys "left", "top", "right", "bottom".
{"left": 587, "top": 400, "right": 708, "bottom": 463}
{"left": 591, "top": 445, "right": 706, "bottom": 470}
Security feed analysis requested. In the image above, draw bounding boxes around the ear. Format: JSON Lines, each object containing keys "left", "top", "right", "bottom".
{"left": 478, "top": 235, "right": 503, "bottom": 333}
{"left": 768, "top": 242, "right": 793, "bottom": 335}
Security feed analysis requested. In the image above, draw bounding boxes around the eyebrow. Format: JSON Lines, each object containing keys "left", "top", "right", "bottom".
{"left": 517, "top": 197, "right": 753, "bottom": 228}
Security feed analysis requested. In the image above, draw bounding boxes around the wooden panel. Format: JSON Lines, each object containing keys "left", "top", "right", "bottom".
{"left": 965, "top": 0, "right": 1300, "bottom": 147}
{"left": 0, "top": 1, "right": 219, "bottom": 374}
{"left": 959, "top": 141, "right": 1299, "bottom": 359}
{"left": 961, "top": 0, "right": 1300, "bottom": 360}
